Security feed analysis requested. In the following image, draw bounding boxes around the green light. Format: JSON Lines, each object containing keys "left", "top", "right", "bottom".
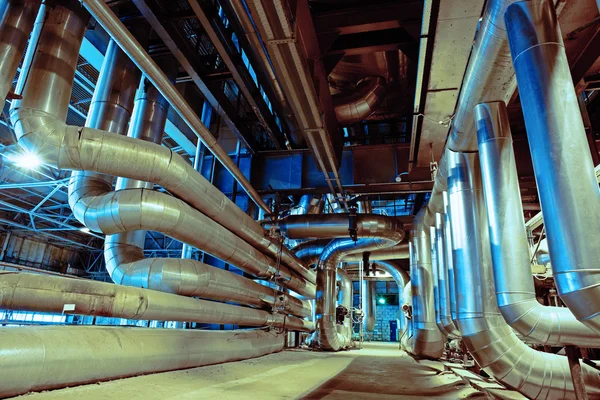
{"left": 378, "top": 297, "right": 386, "bottom": 304}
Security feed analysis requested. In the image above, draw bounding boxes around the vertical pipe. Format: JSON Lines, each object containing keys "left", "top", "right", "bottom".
{"left": 429, "top": 225, "right": 445, "bottom": 334}
{"left": 442, "top": 191, "right": 458, "bottom": 325}
{"left": 0, "top": 0, "right": 41, "bottom": 103}
{"left": 505, "top": 0, "right": 600, "bottom": 333}
{"left": 435, "top": 212, "right": 460, "bottom": 337}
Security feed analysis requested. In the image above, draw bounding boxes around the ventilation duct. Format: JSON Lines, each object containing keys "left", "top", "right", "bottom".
{"left": 0, "top": 0, "right": 41, "bottom": 103}
{"left": 505, "top": 0, "right": 600, "bottom": 335}
{"left": 0, "top": 326, "right": 284, "bottom": 398}
{"left": 0, "top": 272, "right": 314, "bottom": 331}
{"left": 448, "top": 149, "right": 600, "bottom": 399}
{"left": 333, "top": 77, "right": 387, "bottom": 125}
{"left": 476, "top": 101, "right": 600, "bottom": 347}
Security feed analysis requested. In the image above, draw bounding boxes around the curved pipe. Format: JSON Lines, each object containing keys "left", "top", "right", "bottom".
{"left": 333, "top": 77, "right": 387, "bottom": 125}
{"left": 506, "top": 0, "right": 600, "bottom": 334}
{"left": 448, "top": 149, "right": 600, "bottom": 399}
{"left": 295, "top": 241, "right": 409, "bottom": 266}
{"left": 434, "top": 213, "right": 460, "bottom": 338}
{"left": 0, "top": 0, "right": 41, "bottom": 104}
{"left": 476, "top": 101, "right": 600, "bottom": 347}
{"left": 317, "top": 237, "right": 398, "bottom": 351}
{"left": 344, "top": 243, "right": 409, "bottom": 261}
{"left": 0, "top": 272, "right": 314, "bottom": 332}
{"left": 9, "top": 2, "right": 313, "bottom": 286}
{"left": 278, "top": 213, "right": 403, "bottom": 241}
{"left": 293, "top": 239, "right": 330, "bottom": 267}
{"left": 0, "top": 326, "right": 284, "bottom": 398}
{"left": 403, "top": 214, "right": 444, "bottom": 359}
{"left": 336, "top": 269, "right": 353, "bottom": 345}
{"left": 104, "top": 234, "right": 311, "bottom": 318}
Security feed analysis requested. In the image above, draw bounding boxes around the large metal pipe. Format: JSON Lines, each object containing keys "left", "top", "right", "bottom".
{"left": 104, "top": 235, "right": 311, "bottom": 318}
{"left": 362, "top": 279, "right": 377, "bottom": 332}
{"left": 316, "top": 237, "right": 397, "bottom": 351}
{"left": 448, "top": 149, "right": 600, "bottom": 399}
{"left": 333, "top": 77, "right": 387, "bottom": 125}
{"left": 78, "top": 1, "right": 269, "bottom": 213}
{"left": 429, "top": 224, "right": 446, "bottom": 335}
{"left": 367, "top": 260, "right": 409, "bottom": 334}
{"left": 442, "top": 191, "right": 459, "bottom": 325}
{"left": 0, "top": 272, "right": 314, "bottom": 331}
{"left": 434, "top": 213, "right": 460, "bottom": 338}
{"left": 403, "top": 215, "right": 444, "bottom": 359}
{"left": 0, "top": 0, "right": 41, "bottom": 103}
{"left": 505, "top": 0, "right": 600, "bottom": 334}
{"left": 336, "top": 268, "right": 353, "bottom": 346}
{"left": 294, "top": 241, "right": 409, "bottom": 266}
{"left": 11, "top": 0, "right": 313, "bottom": 287}
{"left": 0, "top": 326, "right": 284, "bottom": 398}
{"left": 476, "top": 101, "right": 600, "bottom": 347}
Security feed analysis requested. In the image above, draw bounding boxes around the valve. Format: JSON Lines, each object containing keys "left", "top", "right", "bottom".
{"left": 348, "top": 207, "right": 357, "bottom": 242}
{"left": 336, "top": 305, "right": 348, "bottom": 325}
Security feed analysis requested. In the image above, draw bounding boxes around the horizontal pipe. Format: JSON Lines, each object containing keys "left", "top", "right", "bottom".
{"left": 0, "top": 326, "right": 284, "bottom": 397}
{"left": 104, "top": 235, "right": 311, "bottom": 318}
{"left": 0, "top": 272, "right": 314, "bottom": 331}
{"left": 476, "top": 101, "right": 600, "bottom": 347}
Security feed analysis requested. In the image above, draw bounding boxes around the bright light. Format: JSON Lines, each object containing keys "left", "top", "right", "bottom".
{"left": 79, "top": 227, "right": 91, "bottom": 233}
{"left": 7, "top": 150, "right": 42, "bottom": 170}
{"left": 378, "top": 297, "right": 386, "bottom": 305}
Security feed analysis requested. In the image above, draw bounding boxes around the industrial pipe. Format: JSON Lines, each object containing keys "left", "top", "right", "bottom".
{"left": 333, "top": 77, "right": 387, "bottom": 125}
{"left": 442, "top": 191, "right": 459, "bottom": 325}
{"left": 429, "top": 225, "right": 446, "bottom": 335}
{"left": 104, "top": 234, "right": 311, "bottom": 318}
{"left": 0, "top": 272, "right": 314, "bottom": 331}
{"left": 362, "top": 279, "right": 377, "bottom": 332}
{"left": 505, "top": 0, "right": 600, "bottom": 334}
{"left": 476, "top": 101, "right": 600, "bottom": 347}
{"left": 434, "top": 213, "right": 460, "bottom": 338}
{"left": 336, "top": 268, "right": 353, "bottom": 346}
{"left": 0, "top": 326, "right": 284, "bottom": 398}
{"left": 447, "top": 149, "right": 600, "bottom": 399}
{"left": 0, "top": 0, "right": 41, "bottom": 104}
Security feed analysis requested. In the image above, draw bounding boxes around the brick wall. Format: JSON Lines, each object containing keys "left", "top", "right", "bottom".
{"left": 372, "top": 304, "right": 400, "bottom": 341}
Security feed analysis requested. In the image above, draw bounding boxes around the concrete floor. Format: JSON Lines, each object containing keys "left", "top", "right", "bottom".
{"left": 21, "top": 343, "right": 488, "bottom": 399}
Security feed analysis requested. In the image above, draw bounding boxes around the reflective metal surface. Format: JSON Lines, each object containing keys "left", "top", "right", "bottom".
{"left": 434, "top": 212, "right": 460, "bottom": 338}
{"left": 0, "top": 0, "right": 41, "bottom": 103}
{"left": 333, "top": 77, "right": 387, "bottom": 125}
{"left": 442, "top": 191, "right": 458, "bottom": 325}
{"left": 506, "top": 0, "right": 600, "bottom": 335}
{"left": 0, "top": 325, "right": 284, "bottom": 398}
{"left": 362, "top": 279, "right": 377, "bottom": 332}
{"left": 476, "top": 101, "right": 600, "bottom": 346}
{"left": 448, "top": 148, "right": 600, "bottom": 399}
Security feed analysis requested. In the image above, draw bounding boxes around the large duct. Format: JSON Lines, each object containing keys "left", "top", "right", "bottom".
{"left": 403, "top": 216, "right": 444, "bottom": 359}
{"left": 429, "top": 224, "right": 446, "bottom": 336}
{"left": 333, "top": 77, "right": 387, "bottom": 125}
{"left": 336, "top": 268, "right": 353, "bottom": 346}
{"left": 442, "top": 192, "right": 459, "bottom": 325}
{"left": 434, "top": 213, "right": 460, "bottom": 338}
{"left": 294, "top": 241, "right": 409, "bottom": 266}
{"left": 0, "top": 0, "right": 41, "bottom": 103}
{"left": 0, "top": 326, "right": 284, "bottom": 398}
{"left": 293, "top": 239, "right": 330, "bottom": 266}
{"left": 317, "top": 237, "right": 398, "bottom": 351}
{"left": 475, "top": 101, "right": 600, "bottom": 347}
{"left": 447, "top": 149, "right": 600, "bottom": 399}
{"left": 0, "top": 272, "right": 314, "bottom": 331}
{"left": 10, "top": 0, "right": 314, "bottom": 287}
{"left": 505, "top": 0, "right": 600, "bottom": 335}
{"left": 362, "top": 279, "right": 377, "bottom": 332}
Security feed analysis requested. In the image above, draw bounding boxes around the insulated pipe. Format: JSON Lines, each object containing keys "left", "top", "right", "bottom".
{"left": 79, "top": 0, "right": 269, "bottom": 213}
{"left": 447, "top": 149, "right": 600, "bottom": 399}
{"left": 277, "top": 214, "right": 404, "bottom": 240}
{"left": 442, "top": 192, "right": 459, "bottom": 325}
{"left": 12, "top": 0, "right": 314, "bottom": 286}
{"left": 0, "top": 0, "right": 41, "bottom": 103}
{"left": 434, "top": 212, "right": 460, "bottom": 338}
{"left": 336, "top": 268, "right": 353, "bottom": 346}
{"left": 0, "top": 272, "right": 314, "bottom": 331}
{"left": 104, "top": 235, "right": 311, "bottom": 318}
{"left": 475, "top": 101, "right": 600, "bottom": 346}
{"left": 343, "top": 243, "right": 409, "bottom": 261}
{"left": 505, "top": 0, "right": 600, "bottom": 334}
{"left": 429, "top": 225, "right": 446, "bottom": 335}
{"left": 316, "top": 237, "right": 396, "bottom": 351}
{"left": 333, "top": 77, "right": 387, "bottom": 125}
{"left": 293, "top": 239, "right": 330, "bottom": 267}
{"left": 362, "top": 279, "right": 377, "bottom": 332}
{"left": 401, "top": 282, "right": 413, "bottom": 347}
{"left": 294, "top": 241, "right": 409, "bottom": 266}
{"left": 0, "top": 326, "right": 284, "bottom": 398}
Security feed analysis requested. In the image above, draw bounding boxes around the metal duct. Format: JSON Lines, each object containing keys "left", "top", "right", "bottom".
{"left": 362, "top": 279, "right": 377, "bottom": 332}
{"left": 401, "top": 282, "right": 413, "bottom": 347}
{"left": 11, "top": 0, "right": 314, "bottom": 286}
{"left": 442, "top": 191, "right": 459, "bottom": 325}
{"left": 505, "top": 0, "right": 600, "bottom": 334}
{"left": 448, "top": 149, "right": 600, "bottom": 399}
{"left": 317, "top": 237, "right": 397, "bottom": 350}
{"left": 344, "top": 243, "right": 409, "bottom": 262}
{"left": 278, "top": 213, "right": 404, "bottom": 241}
{"left": 429, "top": 224, "right": 446, "bottom": 336}
{"left": 296, "top": 194, "right": 324, "bottom": 215}
{"left": 333, "top": 77, "right": 387, "bottom": 125}
{"left": 403, "top": 216, "right": 444, "bottom": 359}
{"left": 434, "top": 213, "right": 460, "bottom": 338}
{"left": 104, "top": 234, "right": 311, "bottom": 318}
{"left": 293, "top": 239, "right": 330, "bottom": 266}
{"left": 0, "top": 326, "right": 284, "bottom": 398}
{"left": 476, "top": 101, "right": 600, "bottom": 347}
{"left": 0, "top": 272, "right": 314, "bottom": 331}
{"left": 0, "top": 0, "right": 40, "bottom": 103}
